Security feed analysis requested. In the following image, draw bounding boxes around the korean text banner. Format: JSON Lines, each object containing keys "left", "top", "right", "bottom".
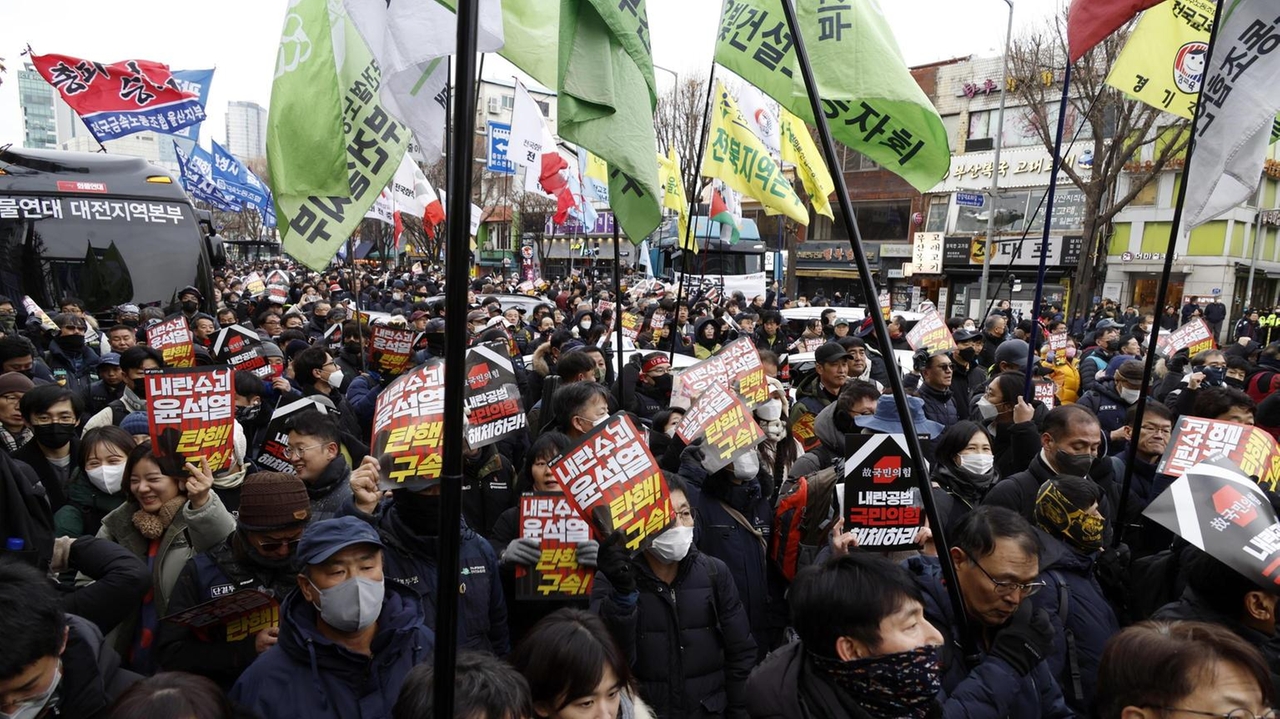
{"left": 30, "top": 53, "right": 206, "bottom": 143}
{"left": 671, "top": 337, "right": 769, "bottom": 409}
{"left": 1104, "top": 0, "right": 1214, "bottom": 119}
{"left": 676, "top": 381, "right": 765, "bottom": 472}
{"left": 517, "top": 493, "right": 594, "bottom": 600}
{"left": 166, "top": 68, "right": 215, "bottom": 140}
{"left": 162, "top": 589, "right": 279, "bottom": 643}
{"left": 842, "top": 433, "right": 923, "bottom": 550}
{"left": 372, "top": 360, "right": 445, "bottom": 491}
{"left": 211, "top": 140, "right": 272, "bottom": 211}
{"left": 905, "top": 309, "right": 957, "bottom": 352}
{"left": 1143, "top": 459, "right": 1280, "bottom": 589}
{"left": 1157, "top": 415, "right": 1280, "bottom": 491}
{"left": 212, "top": 324, "right": 274, "bottom": 381}
{"left": 369, "top": 325, "right": 415, "bottom": 376}
{"left": 465, "top": 342, "right": 528, "bottom": 449}
{"left": 621, "top": 312, "right": 642, "bottom": 340}
{"left": 1156, "top": 318, "right": 1216, "bottom": 356}
{"left": 146, "top": 367, "right": 236, "bottom": 475}
{"left": 147, "top": 316, "right": 196, "bottom": 368}
{"left": 255, "top": 397, "right": 333, "bottom": 473}
{"left": 550, "top": 413, "right": 674, "bottom": 550}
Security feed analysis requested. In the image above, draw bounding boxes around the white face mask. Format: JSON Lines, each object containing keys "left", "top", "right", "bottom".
{"left": 1, "top": 661, "right": 60, "bottom": 719}
{"left": 327, "top": 368, "right": 345, "bottom": 389}
{"left": 755, "top": 399, "right": 782, "bottom": 422}
{"left": 958, "top": 452, "right": 995, "bottom": 475}
{"left": 1120, "top": 387, "right": 1141, "bottom": 404}
{"left": 648, "top": 524, "right": 693, "bottom": 564}
{"left": 580, "top": 321, "right": 592, "bottom": 331}
{"left": 976, "top": 397, "right": 999, "bottom": 421}
{"left": 86, "top": 463, "right": 126, "bottom": 495}
{"left": 732, "top": 451, "right": 760, "bottom": 481}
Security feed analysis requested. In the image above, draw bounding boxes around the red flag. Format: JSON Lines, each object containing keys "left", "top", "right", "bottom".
{"left": 1067, "top": 0, "right": 1163, "bottom": 62}
{"left": 29, "top": 52, "right": 205, "bottom": 143}
{"left": 539, "top": 153, "right": 576, "bottom": 224}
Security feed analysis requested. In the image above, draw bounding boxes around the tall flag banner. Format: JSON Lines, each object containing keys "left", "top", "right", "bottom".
{"left": 709, "top": 184, "right": 742, "bottom": 243}
{"left": 578, "top": 147, "right": 611, "bottom": 203}
{"left": 736, "top": 82, "right": 782, "bottom": 157}
{"left": 175, "top": 142, "right": 240, "bottom": 212}
{"left": 509, "top": 79, "right": 555, "bottom": 168}
{"left": 267, "top": 0, "right": 348, "bottom": 197}
{"left": 167, "top": 69, "right": 215, "bottom": 141}
{"left": 279, "top": 5, "right": 410, "bottom": 272}
{"left": 211, "top": 140, "right": 272, "bottom": 210}
{"left": 1104, "top": 0, "right": 1214, "bottom": 119}
{"left": 1068, "top": 0, "right": 1166, "bottom": 62}
{"left": 704, "top": 80, "right": 809, "bottom": 225}
{"left": 558, "top": 0, "right": 662, "bottom": 244}
{"left": 494, "top": 0, "right": 560, "bottom": 88}
{"left": 365, "top": 188, "right": 396, "bottom": 225}
{"left": 779, "top": 107, "right": 835, "bottom": 220}
{"left": 564, "top": 159, "right": 599, "bottom": 229}
{"left": 29, "top": 53, "right": 206, "bottom": 143}
{"left": 657, "top": 147, "right": 696, "bottom": 253}
{"left": 145, "top": 367, "right": 236, "bottom": 476}
{"left": 343, "top": 0, "right": 504, "bottom": 162}
{"left": 1184, "top": 0, "right": 1280, "bottom": 229}
{"left": 713, "top": 0, "right": 950, "bottom": 192}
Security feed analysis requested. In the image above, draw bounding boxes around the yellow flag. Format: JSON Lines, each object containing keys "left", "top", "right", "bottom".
{"left": 703, "top": 80, "right": 809, "bottom": 225}
{"left": 1104, "top": 0, "right": 1215, "bottom": 120}
{"left": 779, "top": 107, "right": 835, "bottom": 220}
{"left": 657, "top": 147, "right": 696, "bottom": 253}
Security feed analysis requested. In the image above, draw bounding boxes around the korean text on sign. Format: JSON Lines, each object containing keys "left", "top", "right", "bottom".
{"left": 372, "top": 360, "right": 445, "bottom": 490}
{"left": 369, "top": 325, "right": 415, "bottom": 376}
{"left": 517, "top": 493, "right": 594, "bottom": 600}
{"left": 147, "top": 316, "right": 196, "bottom": 368}
{"left": 1155, "top": 416, "right": 1280, "bottom": 491}
{"left": 146, "top": 367, "right": 235, "bottom": 473}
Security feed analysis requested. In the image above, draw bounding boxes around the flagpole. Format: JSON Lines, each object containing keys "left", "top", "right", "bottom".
{"left": 614, "top": 221, "right": 625, "bottom": 406}
{"left": 436, "top": 0, "right": 481, "bottom": 713}
{"left": 1023, "top": 64, "right": 1072, "bottom": 399}
{"left": 1116, "top": 0, "right": 1225, "bottom": 548}
{"left": 669, "top": 68, "right": 718, "bottom": 362}
{"left": 775, "top": 0, "right": 974, "bottom": 658}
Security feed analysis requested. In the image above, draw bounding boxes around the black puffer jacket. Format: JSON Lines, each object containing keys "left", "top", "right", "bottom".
{"left": 54, "top": 615, "right": 141, "bottom": 719}
{"left": 593, "top": 550, "right": 756, "bottom": 718}
{"left": 1153, "top": 586, "right": 1280, "bottom": 692}
{"left": 917, "top": 383, "right": 959, "bottom": 428}
{"left": 461, "top": 444, "right": 517, "bottom": 538}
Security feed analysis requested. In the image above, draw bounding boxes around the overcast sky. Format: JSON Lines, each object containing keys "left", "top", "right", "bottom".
{"left": 0, "top": 0, "right": 1065, "bottom": 150}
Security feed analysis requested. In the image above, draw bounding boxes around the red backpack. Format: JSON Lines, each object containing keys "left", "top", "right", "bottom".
{"left": 770, "top": 459, "right": 841, "bottom": 581}
{"left": 1246, "top": 370, "right": 1280, "bottom": 404}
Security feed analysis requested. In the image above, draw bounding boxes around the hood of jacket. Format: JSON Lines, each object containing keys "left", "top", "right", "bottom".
{"left": 693, "top": 316, "right": 721, "bottom": 351}
{"left": 813, "top": 401, "right": 846, "bottom": 453}
{"left": 55, "top": 615, "right": 118, "bottom": 719}
{"left": 532, "top": 341, "right": 554, "bottom": 378}
{"left": 1033, "top": 526, "right": 1097, "bottom": 575}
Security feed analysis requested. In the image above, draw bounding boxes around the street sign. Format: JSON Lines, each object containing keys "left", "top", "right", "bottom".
{"left": 955, "top": 191, "right": 985, "bottom": 208}
{"left": 487, "top": 122, "right": 515, "bottom": 175}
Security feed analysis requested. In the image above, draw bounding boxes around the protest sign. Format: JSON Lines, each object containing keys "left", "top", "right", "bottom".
{"left": 148, "top": 315, "right": 196, "bottom": 368}
{"left": 21, "top": 296, "right": 58, "bottom": 332}
{"left": 1157, "top": 416, "right": 1280, "bottom": 491}
{"left": 464, "top": 342, "right": 527, "bottom": 449}
{"left": 255, "top": 396, "right": 332, "bottom": 473}
{"left": 146, "top": 367, "right": 235, "bottom": 474}
{"left": 369, "top": 325, "right": 415, "bottom": 376}
{"left": 904, "top": 309, "right": 957, "bottom": 353}
{"left": 1034, "top": 379, "right": 1058, "bottom": 408}
{"left": 792, "top": 412, "right": 820, "bottom": 453}
{"left": 265, "top": 284, "right": 288, "bottom": 305}
{"left": 1156, "top": 318, "right": 1216, "bottom": 357}
{"left": 1047, "top": 332, "right": 1070, "bottom": 353}
{"left": 372, "top": 359, "right": 445, "bottom": 490}
{"left": 516, "top": 492, "right": 594, "bottom": 600}
{"left": 211, "top": 324, "right": 274, "bottom": 380}
{"left": 879, "top": 290, "right": 891, "bottom": 320}
{"left": 671, "top": 337, "right": 768, "bottom": 409}
{"left": 163, "top": 590, "right": 279, "bottom": 642}
{"left": 621, "top": 312, "right": 642, "bottom": 341}
{"left": 1144, "top": 459, "right": 1280, "bottom": 589}
{"left": 676, "top": 382, "right": 765, "bottom": 472}
{"left": 841, "top": 434, "right": 923, "bottom": 550}
{"left": 243, "top": 272, "right": 266, "bottom": 297}
{"left": 550, "top": 413, "right": 674, "bottom": 551}
{"left": 323, "top": 323, "right": 343, "bottom": 353}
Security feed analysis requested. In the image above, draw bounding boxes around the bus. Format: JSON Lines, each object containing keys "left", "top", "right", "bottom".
{"left": 655, "top": 215, "right": 767, "bottom": 300}
{"left": 0, "top": 147, "right": 225, "bottom": 317}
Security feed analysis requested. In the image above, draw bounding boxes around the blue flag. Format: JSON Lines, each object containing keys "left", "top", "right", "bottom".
{"left": 210, "top": 140, "right": 272, "bottom": 211}
{"left": 166, "top": 69, "right": 215, "bottom": 140}
{"left": 175, "top": 142, "right": 240, "bottom": 212}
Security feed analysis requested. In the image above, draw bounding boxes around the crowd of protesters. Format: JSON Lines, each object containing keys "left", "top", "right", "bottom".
{"left": 2, "top": 260, "right": 1280, "bottom": 719}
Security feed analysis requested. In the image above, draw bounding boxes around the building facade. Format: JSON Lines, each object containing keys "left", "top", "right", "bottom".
{"left": 226, "top": 101, "right": 268, "bottom": 162}
{"left": 17, "top": 63, "right": 57, "bottom": 149}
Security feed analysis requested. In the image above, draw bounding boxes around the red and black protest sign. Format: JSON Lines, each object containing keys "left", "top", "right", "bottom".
{"left": 621, "top": 312, "right": 642, "bottom": 341}
{"left": 676, "top": 381, "right": 765, "bottom": 472}
{"left": 1034, "top": 378, "right": 1058, "bottom": 408}
{"left": 671, "top": 337, "right": 768, "bottom": 409}
{"left": 1144, "top": 459, "right": 1280, "bottom": 590}
{"left": 841, "top": 434, "right": 923, "bottom": 550}
{"left": 212, "top": 324, "right": 275, "bottom": 380}
{"left": 464, "top": 341, "right": 527, "bottom": 449}
{"left": 905, "top": 309, "right": 957, "bottom": 353}
{"left": 243, "top": 272, "right": 265, "bottom": 297}
{"left": 163, "top": 589, "right": 279, "bottom": 642}
{"left": 369, "top": 325, "right": 415, "bottom": 376}
{"left": 550, "top": 413, "right": 674, "bottom": 551}
{"left": 1157, "top": 416, "right": 1280, "bottom": 491}
{"left": 254, "top": 397, "right": 332, "bottom": 474}
{"left": 372, "top": 359, "right": 445, "bottom": 491}
{"left": 146, "top": 367, "right": 235, "bottom": 474}
{"left": 792, "top": 411, "right": 820, "bottom": 453}
{"left": 323, "top": 323, "right": 343, "bottom": 353}
{"left": 1156, "top": 318, "right": 1216, "bottom": 357}
{"left": 148, "top": 315, "right": 196, "bottom": 368}
{"left": 516, "top": 493, "right": 594, "bottom": 600}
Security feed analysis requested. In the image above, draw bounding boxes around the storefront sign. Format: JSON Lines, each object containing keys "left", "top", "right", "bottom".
{"left": 912, "top": 232, "right": 944, "bottom": 274}
{"left": 933, "top": 143, "right": 1092, "bottom": 191}
{"left": 879, "top": 242, "right": 914, "bottom": 258}
{"left": 944, "top": 235, "right": 1073, "bottom": 267}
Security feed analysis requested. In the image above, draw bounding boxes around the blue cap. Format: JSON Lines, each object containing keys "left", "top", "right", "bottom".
{"left": 98, "top": 352, "right": 121, "bottom": 367}
{"left": 296, "top": 516, "right": 384, "bottom": 565}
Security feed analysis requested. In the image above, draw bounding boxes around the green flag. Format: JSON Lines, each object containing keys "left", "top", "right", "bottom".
{"left": 267, "top": 0, "right": 348, "bottom": 197}
{"left": 714, "top": 0, "right": 950, "bottom": 191}
{"left": 438, "top": 0, "right": 559, "bottom": 94}
{"left": 280, "top": 8, "right": 409, "bottom": 272}
{"left": 558, "top": 0, "right": 662, "bottom": 245}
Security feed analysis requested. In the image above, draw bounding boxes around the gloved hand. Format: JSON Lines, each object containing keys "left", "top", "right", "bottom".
{"left": 989, "top": 603, "right": 1054, "bottom": 676}
{"left": 576, "top": 539, "right": 600, "bottom": 568}
{"left": 596, "top": 531, "right": 637, "bottom": 595}
{"left": 1170, "top": 348, "right": 1191, "bottom": 373}
{"left": 500, "top": 538, "right": 542, "bottom": 567}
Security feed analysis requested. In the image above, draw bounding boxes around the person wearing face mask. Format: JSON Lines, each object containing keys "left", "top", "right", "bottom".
{"left": 693, "top": 317, "right": 724, "bottom": 360}
{"left": 84, "top": 352, "right": 127, "bottom": 417}
{"left": 229, "top": 516, "right": 436, "bottom": 718}
{"left": 14, "top": 384, "right": 86, "bottom": 513}
{"left": 930, "top": 422, "right": 1000, "bottom": 535}
{"left": 1043, "top": 342, "right": 1081, "bottom": 405}
{"left": 157, "top": 472, "right": 313, "bottom": 690}
{"left": 1077, "top": 319, "right": 1122, "bottom": 395}
{"left": 1027, "top": 476, "right": 1119, "bottom": 714}
{"left": 460, "top": 424, "right": 518, "bottom": 539}
{"left": 949, "top": 328, "right": 988, "bottom": 417}
{"left": 172, "top": 286, "right": 214, "bottom": 330}
{"left": 0, "top": 371, "right": 35, "bottom": 454}
{"left": 591, "top": 475, "right": 757, "bottom": 719}
{"left": 52, "top": 427, "right": 132, "bottom": 538}
{"left": 83, "top": 346, "right": 164, "bottom": 432}
{"left": 746, "top": 553, "right": 946, "bottom": 719}
{"left": 291, "top": 347, "right": 364, "bottom": 441}
{"left": 552, "top": 381, "right": 614, "bottom": 440}
{"left": 43, "top": 313, "right": 99, "bottom": 396}
{"left": 619, "top": 352, "right": 674, "bottom": 422}
{"left": 1075, "top": 359, "right": 1146, "bottom": 457}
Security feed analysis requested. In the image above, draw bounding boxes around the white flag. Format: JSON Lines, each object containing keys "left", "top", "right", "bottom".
{"left": 343, "top": 0, "right": 504, "bottom": 164}
{"left": 437, "top": 189, "right": 485, "bottom": 237}
{"left": 364, "top": 188, "right": 394, "bottom": 225}
{"left": 736, "top": 83, "right": 781, "bottom": 159}
{"left": 389, "top": 154, "right": 431, "bottom": 218}
{"left": 508, "top": 79, "right": 554, "bottom": 168}
{"left": 1184, "top": 1, "right": 1280, "bottom": 229}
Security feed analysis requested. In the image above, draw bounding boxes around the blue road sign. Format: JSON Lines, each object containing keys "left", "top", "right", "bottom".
{"left": 955, "top": 191, "right": 985, "bottom": 208}
{"left": 487, "top": 122, "right": 515, "bottom": 175}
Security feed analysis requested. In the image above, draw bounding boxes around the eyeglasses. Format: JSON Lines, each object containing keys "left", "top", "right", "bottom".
{"left": 1140, "top": 424, "right": 1173, "bottom": 436}
{"left": 674, "top": 508, "right": 695, "bottom": 522}
{"left": 971, "top": 557, "right": 1046, "bottom": 597}
{"left": 932, "top": 364, "right": 954, "bottom": 372}
{"left": 283, "top": 443, "right": 324, "bottom": 459}
{"left": 256, "top": 537, "right": 303, "bottom": 553}
{"left": 1146, "top": 708, "right": 1277, "bottom": 719}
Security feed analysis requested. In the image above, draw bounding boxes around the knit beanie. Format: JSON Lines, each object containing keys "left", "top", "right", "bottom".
{"left": 0, "top": 371, "right": 35, "bottom": 396}
{"left": 237, "top": 472, "right": 312, "bottom": 530}
{"left": 120, "top": 410, "right": 149, "bottom": 437}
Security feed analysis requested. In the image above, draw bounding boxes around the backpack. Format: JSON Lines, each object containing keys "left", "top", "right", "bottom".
{"left": 1047, "top": 570, "right": 1084, "bottom": 707}
{"left": 1247, "top": 370, "right": 1280, "bottom": 404}
{"left": 771, "top": 446, "right": 841, "bottom": 581}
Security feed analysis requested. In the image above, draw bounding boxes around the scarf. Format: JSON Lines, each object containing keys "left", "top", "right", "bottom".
{"left": 807, "top": 646, "right": 942, "bottom": 719}
{"left": 131, "top": 496, "right": 187, "bottom": 539}
{"left": 1035, "top": 480, "right": 1104, "bottom": 551}
{"left": 0, "top": 426, "right": 33, "bottom": 454}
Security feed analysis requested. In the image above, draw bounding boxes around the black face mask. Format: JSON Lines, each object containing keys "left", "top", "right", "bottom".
{"left": 236, "top": 529, "right": 300, "bottom": 572}
{"left": 57, "top": 334, "right": 85, "bottom": 352}
{"left": 958, "top": 347, "right": 977, "bottom": 364}
{"left": 133, "top": 379, "right": 148, "bottom": 399}
{"left": 1106, "top": 339, "right": 1120, "bottom": 352}
{"left": 236, "top": 403, "right": 262, "bottom": 423}
{"left": 121, "top": 318, "right": 139, "bottom": 328}
{"left": 32, "top": 422, "right": 76, "bottom": 449}
{"left": 181, "top": 300, "right": 199, "bottom": 313}
{"left": 393, "top": 489, "right": 441, "bottom": 536}
{"left": 1226, "top": 376, "right": 1247, "bottom": 390}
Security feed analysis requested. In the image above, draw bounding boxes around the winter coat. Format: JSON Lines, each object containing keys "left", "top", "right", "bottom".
{"left": 0, "top": 449, "right": 54, "bottom": 569}
{"left": 461, "top": 445, "right": 517, "bottom": 538}
{"left": 1076, "top": 348, "right": 1113, "bottom": 396}
{"left": 305, "top": 454, "right": 354, "bottom": 523}
{"left": 984, "top": 453, "right": 1124, "bottom": 547}
{"left": 54, "top": 469, "right": 127, "bottom": 538}
{"left": 746, "top": 641, "right": 903, "bottom": 719}
{"left": 918, "top": 382, "right": 959, "bottom": 428}
{"left": 488, "top": 505, "right": 589, "bottom": 645}
{"left": 1153, "top": 586, "right": 1280, "bottom": 691}
{"left": 84, "top": 379, "right": 126, "bottom": 417}
{"left": 754, "top": 328, "right": 788, "bottom": 356}
{"left": 45, "top": 337, "right": 100, "bottom": 396}
{"left": 1047, "top": 359, "right": 1081, "bottom": 405}
{"left": 1028, "top": 528, "right": 1120, "bottom": 715}
{"left": 593, "top": 549, "right": 756, "bottom": 719}
{"left": 1205, "top": 301, "right": 1227, "bottom": 324}
{"left": 790, "top": 371, "right": 840, "bottom": 429}
{"left": 1074, "top": 380, "right": 1131, "bottom": 456}
{"left": 930, "top": 461, "right": 997, "bottom": 536}
{"left": 966, "top": 399, "right": 1046, "bottom": 481}
{"left": 950, "top": 358, "right": 988, "bottom": 411}
{"left": 12, "top": 438, "right": 78, "bottom": 512}
{"left": 49, "top": 615, "right": 141, "bottom": 719}
{"left": 57, "top": 536, "right": 153, "bottom": 638}
{"left": 83, "top": 387, "right": 146, "bottom": 431}
{"left": 229, "top": 580, "right": 435, "bottom": 719}
{"left": 616, "top": 354, "right": 672, "bottom": 422}
{"left": 905, "top": 555, "right": 1074, "bottom": 719}
{"left": 788, "top": 401, "right": 845, "bottom": 480}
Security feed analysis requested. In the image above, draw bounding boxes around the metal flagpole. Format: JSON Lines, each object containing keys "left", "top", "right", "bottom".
{"left": 435, "top": 0, "right": 481, "bottom": 714}
{"left": 1024, "top": 63, "right": 1072, "bottom": 398}
{"left": 614, "top": 222, "right": 625, "bottom": 406}
{"left": 775, "top": 0, "right": 974, "bottom": 659}
{"left": 1116, "top": 0, "right": 1225, "bottom": 547}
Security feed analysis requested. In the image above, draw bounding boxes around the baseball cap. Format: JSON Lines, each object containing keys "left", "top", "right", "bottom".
{"left": 993, "top": 338, "right": 1030, "bottom": 367}
{"left": 1094, "top": 319, "right": 1123, "bottom": 331}
{"left": 296, "top": 516, "right": 384, "bottom": 565}
{"left": 815, "top": 342, "right": 852, "bottom": 364}
{"left": 98, "top": 352, "right": 122, "bottom": 367}
{"left": 409, "top": 310, "right": 428, "bottom": 322}
{"left": 952, "top": 327, "right": 981, "bottom": 343}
